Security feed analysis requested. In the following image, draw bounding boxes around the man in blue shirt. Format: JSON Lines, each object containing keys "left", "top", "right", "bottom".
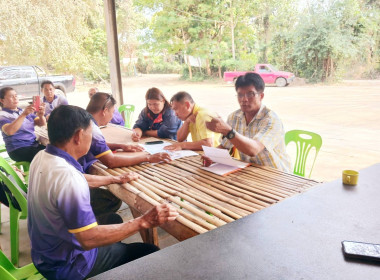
{"left": 28, "top": 105, "right": 178, "bottom": 279}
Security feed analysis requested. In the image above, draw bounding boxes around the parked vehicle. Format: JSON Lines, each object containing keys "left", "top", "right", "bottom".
{"left": 0, "top": 66, "right": 75, "bottom": 100}
{"left": 223, "top": 64, "right": 295, "bottom": 87}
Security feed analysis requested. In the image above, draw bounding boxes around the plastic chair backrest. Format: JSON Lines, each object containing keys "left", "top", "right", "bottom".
{"left": 0, "top": 171, "right": 27, "bottom": 219}
{"left": 0, "top": 157, "right": 27, "bottom": 193}
{"left": 118, "top": 104, "right": 135, "bottom": 128}
{"left": 285, "top": 130, "right": 322, "bottom": 178}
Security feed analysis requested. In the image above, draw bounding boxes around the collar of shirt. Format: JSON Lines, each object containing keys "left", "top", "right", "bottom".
{"left": 2, "top": 107, "right": 22, "bottom": 115}
{"left": 45, "top": 144, "right": 84, "bottom": 174}
{"left": 91, "top": 118, "right": 99, "bottom": 127}
{"left": 238, "top": 104, "right": 267, "bottom": 124}
{"left": 192, "top": 104, "right": 200, "bottom": 115}
{"left": 43, "top": 95, "right": 58, "bottom": 104}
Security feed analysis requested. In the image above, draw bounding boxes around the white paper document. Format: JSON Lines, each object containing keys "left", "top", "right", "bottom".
{"left": 201, "top": 146, "right": 249, "bottom": 176}
{"left": 142, "top": 141, "right": 198, "bottom": 160}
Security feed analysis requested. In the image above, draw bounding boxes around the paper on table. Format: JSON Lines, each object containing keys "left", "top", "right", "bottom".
{"left": 201, "top": 146, "right": 249, "bottom": 176}
{"left": 142, "top": 141, "right": 172, "bottom": 154}
{"left": 202, "top": 146, "right": 249, "bottom": 168}
{"left": 142, "top": 141, "right": 198, "bottom": 160}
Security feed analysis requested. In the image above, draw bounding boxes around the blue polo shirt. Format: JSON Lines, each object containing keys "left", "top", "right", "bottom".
{"left": 133, "top": 108, "right": 182, "bottom": 140}
{"left": 0, "top": 108, "right": 38, "bottom": 152}
{"left": 43, "top": 95, "right": 69, "bottom": 116}
{"left": 27, "top": 145, "right": 98, "bottom": 280}
{"left": 110, "top": 111, "right": 125, "bottom": 126}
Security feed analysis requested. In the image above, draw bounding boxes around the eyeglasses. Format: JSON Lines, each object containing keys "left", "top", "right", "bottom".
{"left": 236, "top": 91, "right": 258, "bottom": 99}
{"left": 102, "top": 94, "right": 112, "bottom": 110}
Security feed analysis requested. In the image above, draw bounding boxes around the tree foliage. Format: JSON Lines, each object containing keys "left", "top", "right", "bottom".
{"left": 0, "top": 0, "right": 379, "bottom": 82}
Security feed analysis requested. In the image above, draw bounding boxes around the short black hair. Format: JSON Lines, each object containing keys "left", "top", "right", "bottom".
{"left": 86, "top": 92, "right": 116, "bottom": 114}
{"left": 41, "top": 80, "right": 54, "bottom": 89}
{"left": 170, "top": 91, "right": 194, "bottom": 104}
{"left": 0, "top": 87, "right": 14, "bottom": 99}
{"left": 235, "top": 73, "right": 265, "bottom": 93}
{"left": 48, "top": 105, "right": 92, "bottom": 145}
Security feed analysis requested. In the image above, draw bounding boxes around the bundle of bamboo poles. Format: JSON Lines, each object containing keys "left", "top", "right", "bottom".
{"left": 93, "top": 155, "right": 319, "bottom": 239}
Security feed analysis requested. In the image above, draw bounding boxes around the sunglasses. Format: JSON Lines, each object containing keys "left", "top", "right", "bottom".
{"left": 102, "top": 94, "right": 112, "bottom": 110}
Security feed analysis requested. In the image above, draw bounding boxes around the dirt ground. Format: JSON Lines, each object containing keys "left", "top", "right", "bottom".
{"left": 70, "top": 74, "right": 380, "bottom": 182}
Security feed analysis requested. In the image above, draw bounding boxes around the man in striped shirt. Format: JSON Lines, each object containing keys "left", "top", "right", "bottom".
{"left": 205, "top": 73, "right": 291, "bottom": 172}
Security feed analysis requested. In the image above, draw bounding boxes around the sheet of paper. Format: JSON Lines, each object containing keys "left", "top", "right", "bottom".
{"left": 200, "top": 163, "right": 241, "bottom": 176}
{"left": 202, "top": 146, "right": 249, "bottom": 168}
{"left": 143, "top": 141, "right": 198, "bottom": 160}
{"left": 142, "top": 141, "right": 172, "bottom": 154}
{"left": 168, "top": 150, "right": 198, "bottom": 160}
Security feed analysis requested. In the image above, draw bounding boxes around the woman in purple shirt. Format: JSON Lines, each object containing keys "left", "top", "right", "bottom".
{"left": 132, "top": 87, "right": 182, "bottom": 141}
{"left": 0, "top": 87, "right": 46, "bottom": 162}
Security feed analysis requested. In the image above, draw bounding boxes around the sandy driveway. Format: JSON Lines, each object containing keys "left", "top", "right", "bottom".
{"left": 69, "top": 75, "right": 380, "bottom": 182}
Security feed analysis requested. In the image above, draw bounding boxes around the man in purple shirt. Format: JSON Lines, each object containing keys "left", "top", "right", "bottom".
{"left": 41, "top": 80, "right": 69, "bottom": 119}
{"left": 88, "top": 87, "right": 125, "bottom": 126}
{"left": 28, "top": 105, "right": 178, "bottom": 279}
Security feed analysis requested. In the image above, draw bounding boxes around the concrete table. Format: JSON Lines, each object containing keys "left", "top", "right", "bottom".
{"left": 92, "top": 163, "right": 380, "bottom": 280}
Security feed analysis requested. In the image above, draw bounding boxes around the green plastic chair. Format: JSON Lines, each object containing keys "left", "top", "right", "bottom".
{"left": 285, "top": 130, "right": 322, "bottom": 178}
{"left": 0, "top": 158, "right": 28, "bottom": 234}
{"left": 0, "top": 249, "right": 43, "bottom": 279}
{"left": 118, "top": 104, "right": 135, "bottom": 128}
{"left": 0, "top": 170, "right": 27, "bottom": 267}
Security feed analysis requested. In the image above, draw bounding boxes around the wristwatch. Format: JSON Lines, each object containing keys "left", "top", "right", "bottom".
{"left": 226, "top": 129, "right": 236, "bottom": 140}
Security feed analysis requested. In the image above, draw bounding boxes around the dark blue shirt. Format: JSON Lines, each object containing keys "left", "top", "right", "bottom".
{"left": 133, "top": 108, "right": 182, "bottom": 140}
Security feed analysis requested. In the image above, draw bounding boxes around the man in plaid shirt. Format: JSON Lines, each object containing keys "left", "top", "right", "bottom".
{"left": 205, "top": 73, "right": 291, "bottom": 172}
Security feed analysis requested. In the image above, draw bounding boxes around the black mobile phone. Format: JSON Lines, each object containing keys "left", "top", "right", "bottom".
{"left": 342, "top": 241, "right": 380, "bottom": 262}
{"left": 145, "top": 140, "right": 164, "bottom": 145}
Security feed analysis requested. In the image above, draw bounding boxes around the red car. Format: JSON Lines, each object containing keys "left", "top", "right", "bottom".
{"left": 223, "top": 64, "right": 295, "bottom": 87}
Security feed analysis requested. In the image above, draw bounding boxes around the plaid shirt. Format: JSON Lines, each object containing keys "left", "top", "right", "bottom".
{"left": 221, "top": 105, "right": 291, "bottom": 172}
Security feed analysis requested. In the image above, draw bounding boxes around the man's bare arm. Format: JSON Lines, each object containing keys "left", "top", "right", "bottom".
{"left": 75, "top": 204, "right": 178, "bottom": 250}
{"left": 98, "top": 151, "right": 171, "bottom": 168}
{"left": 164, "top": 138, "right": 213, "bottom": 151}
{"left": 83, "top": 172, "right": 139, "bottom": 188}
{"left": 176, "top": 120, "right": 190, "bottom": 142}
{"left": 206, "top": 117, "right": 264, "bottom": 157}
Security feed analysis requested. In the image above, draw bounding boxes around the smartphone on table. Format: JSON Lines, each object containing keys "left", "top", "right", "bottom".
{"left": 342, "top": 240, "right": 380, "bottom": 262}
{"left": 145, "top": 140, "right": 164, "bottom": 145}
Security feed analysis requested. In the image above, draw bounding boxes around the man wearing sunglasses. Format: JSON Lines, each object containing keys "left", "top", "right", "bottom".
{"left": 205, "top": 73, "right": 291, "bottom": 172}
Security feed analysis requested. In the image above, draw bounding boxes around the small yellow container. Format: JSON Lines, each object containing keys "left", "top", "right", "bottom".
{"left": 342, "top": 170, "right": 359, "bottom": 185}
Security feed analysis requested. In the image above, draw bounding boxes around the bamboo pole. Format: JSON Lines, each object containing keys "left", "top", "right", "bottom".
{"left": 122, "top": 166, "right": 245, "bottom": 215}
{"left": 158, "top": 163, "right": 272, "bottom": 206}
{"left": 110, "top": 168, "right": 227, "bottom": 227}
{"left": 150, "top": 164, "right": 260, "bottom": 211}
{"left": 122, "top": 169, "right": 237, "bottom": 222}
{"left": 175, "top": 158, "right": 306, "bottom": 198}
{"left": 131, "top": 163, "right": 258, "bottom": 216}
{"left": 101, "top": 168, "right": 208, "bottom": 234}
